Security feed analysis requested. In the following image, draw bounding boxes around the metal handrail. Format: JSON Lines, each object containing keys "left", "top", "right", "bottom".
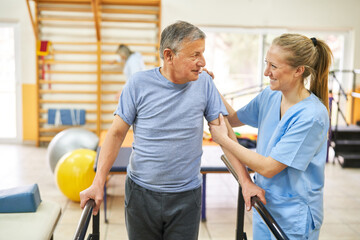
{"left": 73, "top": 199, "right": 100, "bottom": 240}
{"left": 328, "top": 70, "right": 359, "bottom": 158}
{"left": 329, "top": 71, "right": 349, "bottom": 100}
{"left": 221, "top": 155, "right": 289, "bottom": 240}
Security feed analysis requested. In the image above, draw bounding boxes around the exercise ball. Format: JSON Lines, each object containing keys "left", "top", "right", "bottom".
{"left": 47, "top": 128, "right": 99, "bottom": 173}
{"left": 55, "top": 148, "right": 96, "bottom": 202}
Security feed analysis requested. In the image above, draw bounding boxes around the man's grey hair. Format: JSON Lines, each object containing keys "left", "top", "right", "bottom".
{"left": 159, "top": 21, "right": 206, "bottom": 59}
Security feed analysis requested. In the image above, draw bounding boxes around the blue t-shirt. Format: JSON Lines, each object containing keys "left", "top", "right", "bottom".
{"left": 237, "top": 87, "right": 329, "bottom": 235}
{"left": 115, "top": 67, "right": 228, "bottom": 192}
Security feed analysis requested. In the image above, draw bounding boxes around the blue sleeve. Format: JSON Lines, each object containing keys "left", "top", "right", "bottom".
{"left": 270, "top": 119, "right": 327, "bottom": 171}
{"left": 204, "top": 74, "right": 228, "bottom": 122}
{"left": 236, "top": 90, "right": 265, "bottom": 128}
{"left": 114, "top": 77, "right": 137, "bottom": 126}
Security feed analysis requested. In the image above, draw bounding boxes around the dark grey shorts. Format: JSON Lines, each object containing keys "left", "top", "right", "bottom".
{"left": 125, "top": 176, "right": 201, "bottom": 240}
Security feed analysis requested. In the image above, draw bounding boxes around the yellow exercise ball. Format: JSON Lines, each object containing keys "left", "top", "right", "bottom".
{"left": 55, "top": 148, "right": 96, "bottom": 202}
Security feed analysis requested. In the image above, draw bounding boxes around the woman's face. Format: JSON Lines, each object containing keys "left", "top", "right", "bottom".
{"left": 264, "top": 45, "right": 299, "bottom": 92}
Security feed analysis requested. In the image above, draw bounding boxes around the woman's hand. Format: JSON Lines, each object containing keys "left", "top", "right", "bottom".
{"left": 209, "top": 114, "right": 229, "bottom": 145}
{"left": 242, "top": 180, "right": 266, "bottom": 211}
{"left": 200, "top": 67, "right": 215, "bottom": 79}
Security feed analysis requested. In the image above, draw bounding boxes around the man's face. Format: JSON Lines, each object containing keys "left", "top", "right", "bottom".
{"left": 171, "top": 38, "right": 206, "bottom": 83}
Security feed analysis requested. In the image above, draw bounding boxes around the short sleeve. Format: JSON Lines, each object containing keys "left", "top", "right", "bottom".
{"left": 270, "top": 119, "right": 327, "bottom": 171}
{"left": 114, "top": 78, "right": 137, "bottom": 125}
{"left": 236, "top": 89, "right": 269, "bottom": 128}
{"left": 204, "top": 75, "right": 228, "bottom": 122}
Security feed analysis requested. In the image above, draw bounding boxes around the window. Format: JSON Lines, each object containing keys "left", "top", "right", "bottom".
{"left": 202, "top": 27, "right": 351, "bottom": 131}
{"left": 0, "top": 25, "right": 20, "bottom": 141}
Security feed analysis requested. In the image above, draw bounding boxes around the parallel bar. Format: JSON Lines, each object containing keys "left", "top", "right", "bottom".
{"left": 73, "top": 199, "right": 99, "bottom": 240}
{"left": 220, "top": 155, "right": 289, "bottom": 240}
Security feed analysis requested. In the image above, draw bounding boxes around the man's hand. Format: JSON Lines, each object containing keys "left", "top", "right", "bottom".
{"left": 80, "top": 182, "right": 104, "bottom": 216}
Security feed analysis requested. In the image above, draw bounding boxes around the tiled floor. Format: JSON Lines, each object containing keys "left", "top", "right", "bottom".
{"left": 1, "top": 143, "right": 360, "bottom": 240}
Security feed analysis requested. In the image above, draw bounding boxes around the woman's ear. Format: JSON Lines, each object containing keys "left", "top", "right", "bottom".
{"left": 294, "top": 65, "right": 305, "bottom": 78}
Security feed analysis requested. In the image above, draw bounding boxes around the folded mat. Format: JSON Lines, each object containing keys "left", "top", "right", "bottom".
{"left": 0, "top": 184, "right": 41, "bottom": 213}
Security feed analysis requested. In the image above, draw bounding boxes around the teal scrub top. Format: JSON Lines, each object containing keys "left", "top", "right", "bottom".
{"left": 237, "top": 87, "right": 329, "bottom": 235}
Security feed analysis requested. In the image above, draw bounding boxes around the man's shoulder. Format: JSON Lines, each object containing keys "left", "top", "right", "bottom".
{"left": 131, "top": 68, "right": 157, "bottom": 81}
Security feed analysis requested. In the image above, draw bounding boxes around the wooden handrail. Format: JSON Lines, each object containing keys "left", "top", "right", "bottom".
{"left": 101, "top": 17, "right": 159, "bottom": 24}
{"left": 39, "top": 109, "right": 97, "bottom": 114}
{"left": 38, "top": 7, "right": 159, "bottom": 15}
{"left": 38, "top": 6, "right": 92, "bottom": 12}
{"left": 101, "top": 119, "right": 113, "bottom": 124}
{"left": 39, "top": 118, "right": 97, "bottom": 124}
{"left": 39, "top": 90, "right": 97, "bottom": 94}
{"left": 39, "top": 99, "right": 97, "bottom": 104}
{"left": 100, "top": 110, "right": 114, "bottom": 114}
{"left": 52, "top": 42, "right": 97, "bottom": 45}
{"left": 101, "top": 8, "right": 158, "bottom": 15}
{"left": 39, "top": 60, "right": 97, "bottom": 64}
{"left": 52, "top": 41, "right": 158, "bottom": 47}
{"left": 101, "top": 100, "right": 117, "bottom": 104}
{"left": 52, "top": 50, "right": 97, "bottom": 55}
{"left": 102, "top": 0, "right": 160, "bottom": 6}
{"left": 38, "top": 16, "right": 94, "bottom": 22}
{"left": 101, "top": 42, "right": 159, "bottom": 47}
{"left": 39, "top": 127, "right": 96, "bottom": 132}
{"left": 101, "top": 80, "right": 126, "bottom": 84}
{"left": 42, "top": 70, "right": 97, "bottom": 74}
{"left": 39, "top": 80, "right": 97, "bottom": 84}
{"left": 36, "top": 0, "right": 91, "bottom": 4}
{"left": 101, "top": 90, "right": 118, "bottom": 94}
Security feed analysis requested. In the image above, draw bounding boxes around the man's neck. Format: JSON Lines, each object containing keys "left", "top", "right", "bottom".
{"left": 160, "top": 66, "right": 186, "bottom": 84}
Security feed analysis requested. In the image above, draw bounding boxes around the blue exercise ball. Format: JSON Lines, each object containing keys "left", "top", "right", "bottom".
{"left": 47, "top": 128, "right": 99, "bottom": 173}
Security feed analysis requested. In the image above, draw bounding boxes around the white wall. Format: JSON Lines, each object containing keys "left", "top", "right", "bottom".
{"left": 161, "top": 0, "right": 360, "bottom": 68}
{"left": 0, "top": 0, "right": 35, "bottom": 85}
{"left": 0, "top": 0, "right": 359, "bottom": 85}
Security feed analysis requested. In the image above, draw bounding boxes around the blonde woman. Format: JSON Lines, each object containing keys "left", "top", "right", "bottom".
{"left": 210, "top": 34, "right": 333, "bottom": 240}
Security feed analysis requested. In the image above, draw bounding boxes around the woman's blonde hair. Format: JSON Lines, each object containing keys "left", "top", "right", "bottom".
{"left": 272, "top": 33, "right": 333, "bottom": 111}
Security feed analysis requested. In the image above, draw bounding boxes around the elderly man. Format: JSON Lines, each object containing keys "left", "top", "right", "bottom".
{"left": 80, "top": 20, "right": 263, "bottom": 240}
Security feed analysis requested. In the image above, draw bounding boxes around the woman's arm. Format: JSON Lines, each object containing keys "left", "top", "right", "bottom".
{"left": 209, "top": 115, "right": 266, "bottom": 209}
{"left": 210, "top": 114, "right": 287, "bottom": 178}
{"left": 219, "top": 94, "right": 244, "bottom": 127}
{"left": 200, "top": 67, "right": 244, "bottom": 128}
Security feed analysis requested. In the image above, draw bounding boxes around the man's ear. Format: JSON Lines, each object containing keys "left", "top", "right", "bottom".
{"left": 163, "top": 48, "right": 174, "bottom": 63}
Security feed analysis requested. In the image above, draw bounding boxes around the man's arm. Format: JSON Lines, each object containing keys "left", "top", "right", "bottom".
{"left": 80, "top": 115, "right": 130, "bottom": 215}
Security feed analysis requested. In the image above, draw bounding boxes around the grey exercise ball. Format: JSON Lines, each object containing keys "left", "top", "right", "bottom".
{"left": 47, "top": 128, "right": 99, "bottom": 173}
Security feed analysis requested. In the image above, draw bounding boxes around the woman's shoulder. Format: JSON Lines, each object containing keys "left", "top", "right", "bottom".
{"left": 294, "top": 93, "right": 329, "bottom": 126}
